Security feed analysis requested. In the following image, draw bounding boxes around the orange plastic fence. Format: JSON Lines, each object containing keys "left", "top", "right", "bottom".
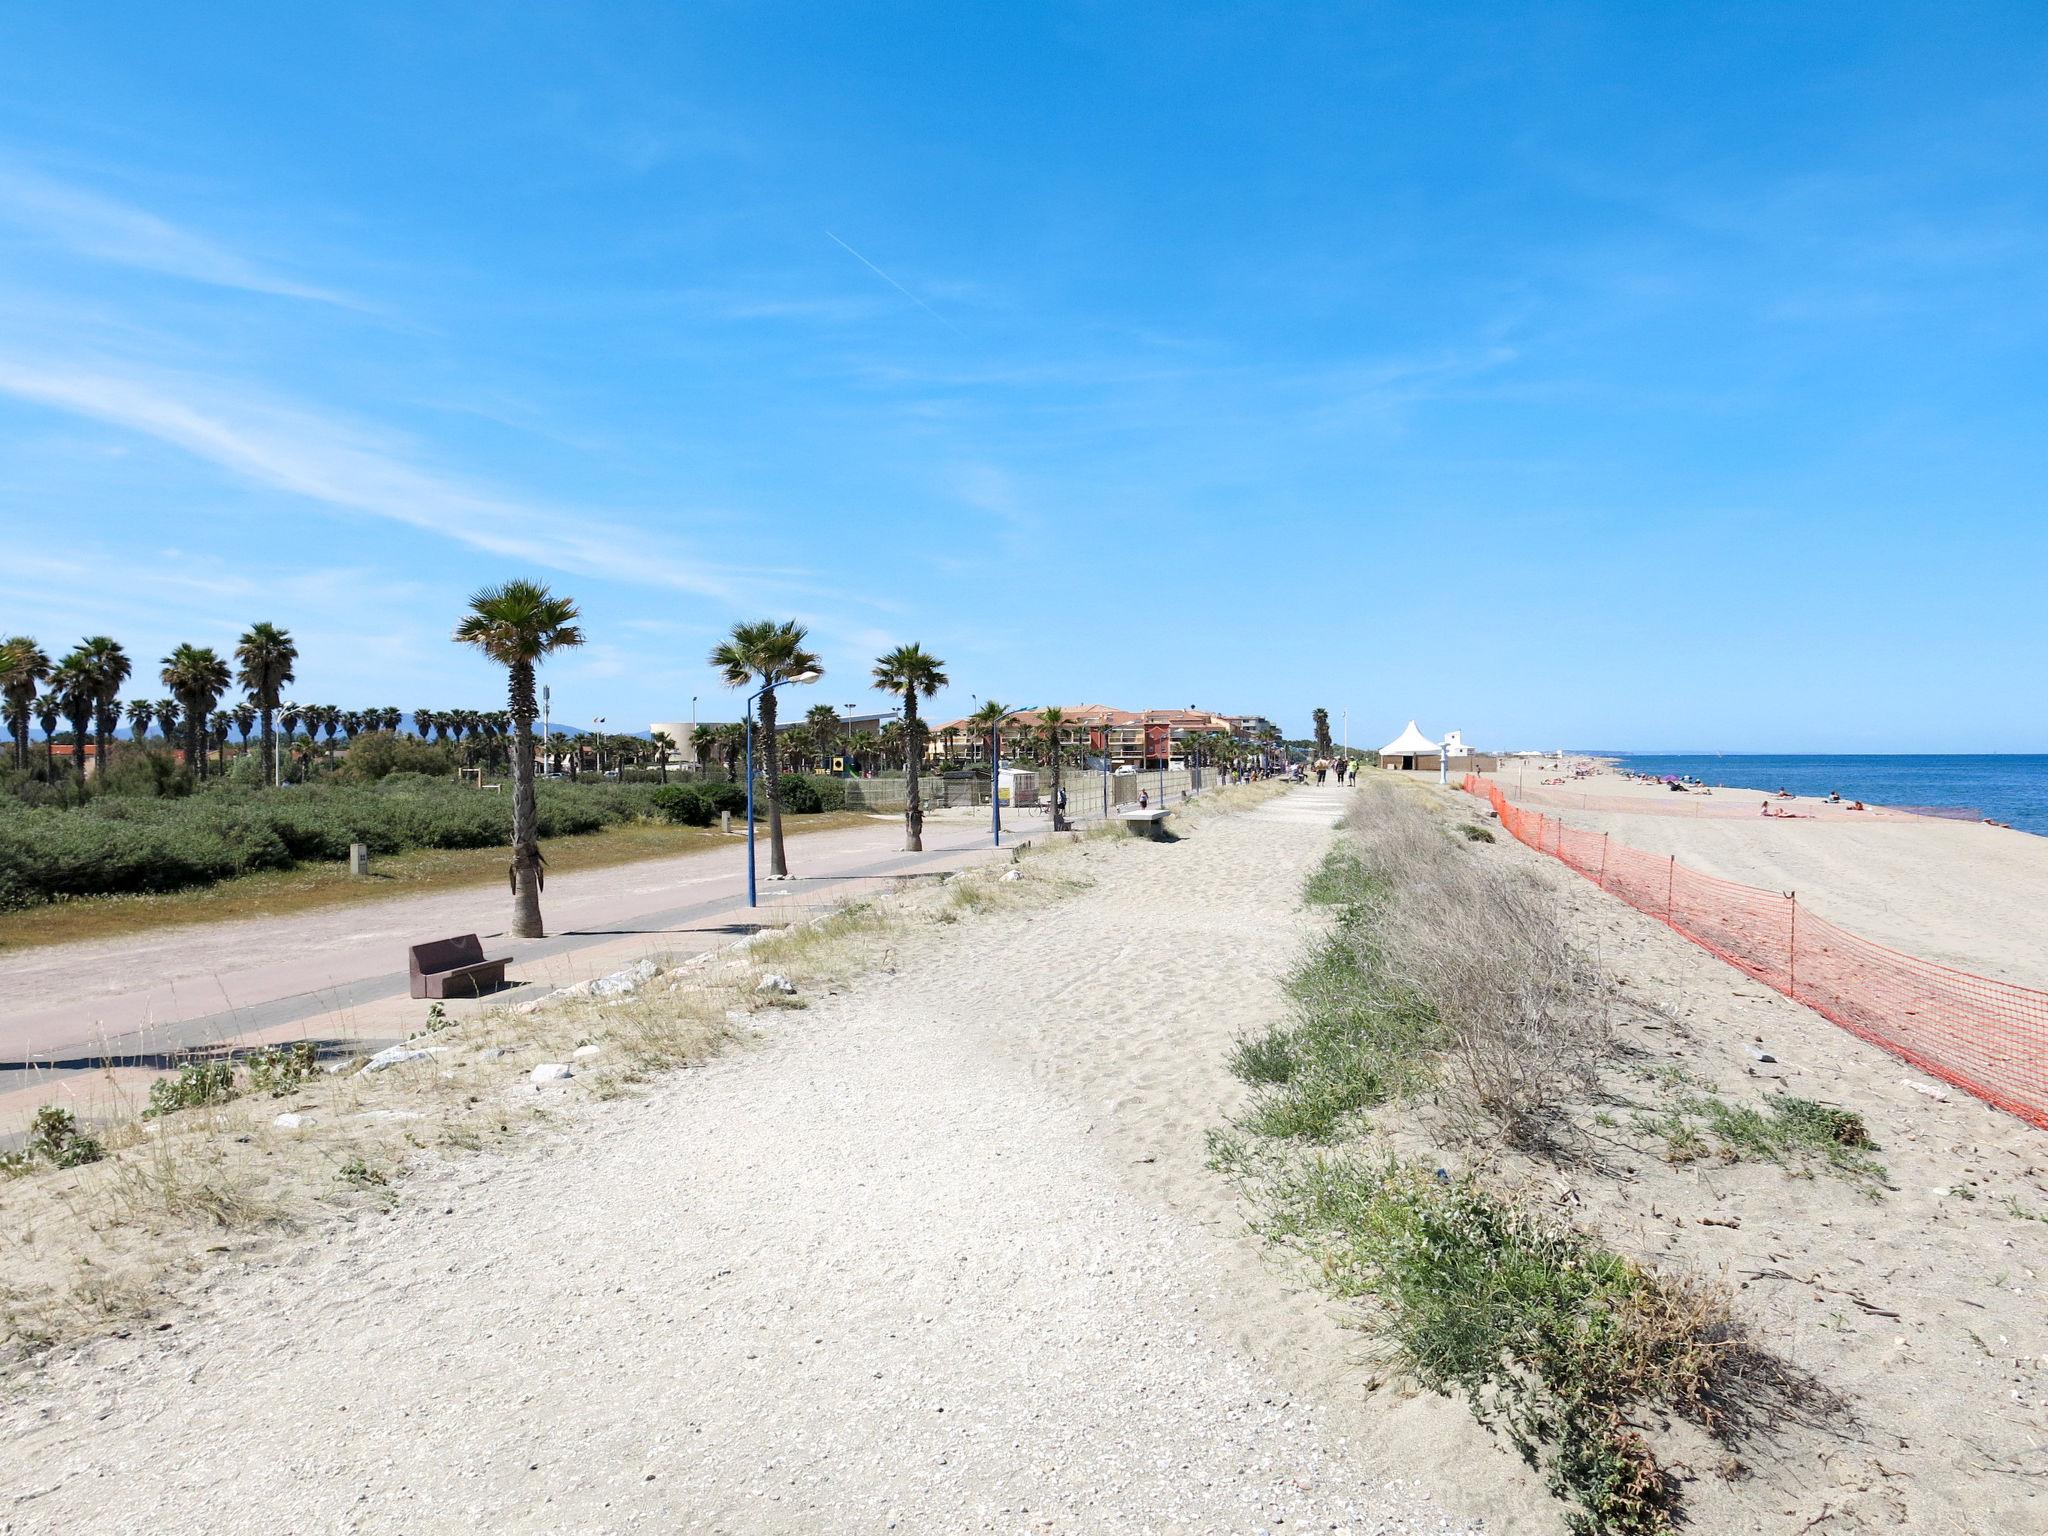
{"left": 1463, "top": 775, "right": 2048, "bottom": 1132}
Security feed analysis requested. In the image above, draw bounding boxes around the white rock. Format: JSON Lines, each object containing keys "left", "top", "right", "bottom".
{"left": 572, "top": 1044, "right": 602, "bottom": 1059}
{"left": 273, "top": 1113, "right": 305, "bottom": 1129}
{"left": 583, "top": 958, "right": 663, "bottom": 998}
{"left": 530, "top": 1062, "right": 574, "bottom": 1084}
{"left": 513, "top": 1000, "right": 544, "bottom": 1016}
{"left": 756, "top": 973, "right": 797, "bottom": 996}
{"left": 1000, "top": 869, "right": 1023, "bottom": 883}
{"left": 1902, "top": 1078, "right": 1950, "bottom": 1102}
{"left": 357, "top": 1045, "right": 435, "bottom": 1076}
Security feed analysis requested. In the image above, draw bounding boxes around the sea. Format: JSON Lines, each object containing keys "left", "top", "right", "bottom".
{"left": 1597, "top": 754, "right": 2048, "bottom": 836}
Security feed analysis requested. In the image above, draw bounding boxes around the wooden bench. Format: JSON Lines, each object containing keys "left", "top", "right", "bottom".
{"left": 408, "top": 934, "right": 509, "bottom": 1000}
{"left": 1117, "top": 807, "right": 1172, "bottom": 841}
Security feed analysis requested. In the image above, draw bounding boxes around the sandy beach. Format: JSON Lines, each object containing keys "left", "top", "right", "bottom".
{"left": 1463, "top": 765, "right": 2048, "bottom": 988}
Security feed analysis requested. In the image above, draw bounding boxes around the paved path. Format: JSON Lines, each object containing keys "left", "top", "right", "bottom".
{"left": 0, "top": 784, "right": 1479, "bottom": 1535}
{"left": 0, "top": 808, "right": 1029, "bottom": 1128}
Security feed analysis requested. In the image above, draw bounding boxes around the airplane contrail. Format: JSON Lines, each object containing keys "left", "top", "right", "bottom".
{"left": 826, "top": 230, "right": 964, "bottom": 336}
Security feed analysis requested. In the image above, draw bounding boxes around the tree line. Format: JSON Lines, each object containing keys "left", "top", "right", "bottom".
{"left": 7, "top": 586, "right": 1278, "bottom": 940}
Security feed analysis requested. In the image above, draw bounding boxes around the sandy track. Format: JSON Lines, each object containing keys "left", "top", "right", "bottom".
{"left": 0, "top": 787, "right": 1479, "bottom": 1536}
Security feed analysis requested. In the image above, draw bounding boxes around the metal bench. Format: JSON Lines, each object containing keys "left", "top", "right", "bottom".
{"left": 407, "top": 933, "right": 509, "bottom": 1000}
{"left": 1117, "top": 807, "right": 1173, "bottom": 841}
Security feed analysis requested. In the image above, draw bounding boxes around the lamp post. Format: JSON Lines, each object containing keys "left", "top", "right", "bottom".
{"left": 745, "top": 668, "right": 821, "bottom": 908}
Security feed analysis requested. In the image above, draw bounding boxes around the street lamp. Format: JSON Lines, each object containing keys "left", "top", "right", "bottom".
{"left": 745, "top": 668, "right": 821, "bottom": 907}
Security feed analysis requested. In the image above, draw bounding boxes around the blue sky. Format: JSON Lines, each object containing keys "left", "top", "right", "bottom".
{"left": 1, "top": 3, "right": 2043, "bottom": 751}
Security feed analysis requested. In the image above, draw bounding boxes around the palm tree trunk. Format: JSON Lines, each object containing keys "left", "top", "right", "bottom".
{"left": 902, "top": 693, "right": 924, "bottom": 852}
{"left": 762, "top": 687, "right": 789, "bottom": 877}
{"left": 261, "top": 707, "right": 276, "bottom": 786}
{"left": 508, "top": 660, "right": 544, "bottom": 938}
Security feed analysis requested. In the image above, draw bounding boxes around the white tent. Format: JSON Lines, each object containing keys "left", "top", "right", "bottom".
{"left": 1380, "top": 720, "right": 1438, "bottom": 758}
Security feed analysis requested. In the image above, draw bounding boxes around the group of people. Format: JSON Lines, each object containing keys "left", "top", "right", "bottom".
{"left": 1309, "top": 758, "right": 1360, "bottom": 786}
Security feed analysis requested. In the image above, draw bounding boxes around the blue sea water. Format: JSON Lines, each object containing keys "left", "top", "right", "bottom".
{"left": 1598, "top": 754, "right": 2048, "bottom": 836}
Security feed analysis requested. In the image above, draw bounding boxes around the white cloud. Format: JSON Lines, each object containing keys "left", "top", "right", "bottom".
{"left": 0, "top": 165, "right": 358, "bottom": 307}
{"left": 0, "top": 355, "right": 767, "bottom": 602}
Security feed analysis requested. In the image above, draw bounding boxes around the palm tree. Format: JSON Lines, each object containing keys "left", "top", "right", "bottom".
{"left": 33, "top": 692, "right": 60, "bottom": 774}
{"left": 688, "top": 722, "right": 718, "bottom": 778}
{"left": 154, "top": 698, "right": 181, "bottom": 755}
{"left": 804, "top": 703, "right": 842, "bottom": 767}
{"left": 316, "top": 704, "right": 341, "bottom": 761}
{"left": 0, "top": 636, "right": 51, "bottom": 769}
{"left": 126, "top": 698, "right": 155, "bottom": 750}
{"left": 968, "top": 699, "right": 1009, "bottom": 778}
{"left": 52, "top": 652, "right": 95, "bottom": 780}
{"left": 71, "top": 636, "right": 131, "bottom": 778}
{"left": 1311, "top": 707, "right": 1332, "bottom": 763}
{"left": 233, "top": 701, "right": 257, "bottom": 758}
{"left": 1038, "top": 706, "right": 1071, "bottom": 828}
{"left": 412, "top": 708, "right": 435, "bottom": 743}
{"left": 710, "top": 620, "right": 822, "bottom": 879}
{"left": 649, "top": 729, "right": 677, "bottom": 784}
{"left": 871, "top": 646, "right": 946, "bottom": 852}
{"left": 162, "top": 645, "right": 231, "bottom": 779}
{"left": 453, "top": 580, "right": 584, "bottom": 938}
{"left": 278, "top": 702, "right": 303, "bottom": 779}
{"left": 712, "top": 722, "right": 744, "bottom": 782}
{"left": 234, "top": 622, "right": 296, "bottom": 787}
{"left": 209, "top": 710, "right": 233, "bottom": 769}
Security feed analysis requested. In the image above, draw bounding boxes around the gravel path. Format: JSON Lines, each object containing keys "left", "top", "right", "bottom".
{"left": 1, "top": 786, "right": 1482, "bottom": 1535}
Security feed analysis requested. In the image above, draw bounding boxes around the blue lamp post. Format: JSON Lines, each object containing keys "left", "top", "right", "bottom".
{"left": 745, "top": 667, "right": 821, "bottom": 908}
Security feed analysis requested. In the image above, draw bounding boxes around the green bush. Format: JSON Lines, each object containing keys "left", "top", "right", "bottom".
{"left": 338, "top": 731, "right": 457, "bottom": 783}
{"left": 0, "top": 777, "right": 667, "bottom": 911}
{"left": 98, "top": 750, "right": 194, "bottom": 800}
{"left": 775, "top": 774, "right": 822, "bottom": 814}
{"left": 650, "top": 785, "right": 713, "bottom": 827}
{"left": 1268, "top": 1160, "right": 1739, "bottom": 1536}
{"left": 145, "top": 1061, "right": 238, "bottom": 1118}
{"left": 243, "top": 1041, "right": 319, "bottom": 1097}
{"left": 6, "top": 1105, "right": 106, "bottom": 1172}
{"left": 799, "top": 774, "right": 849, "bottom": 812}
{"left": 700, "top": 782, "right": 747, "bottom": 818}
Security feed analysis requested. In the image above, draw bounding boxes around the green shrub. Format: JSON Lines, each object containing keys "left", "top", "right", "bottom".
{"left": 338, "top": 731, "right": 457, "bottom": 783}
{"left": 775, "top": 774, "right": 822, "bottom": 814}
{"left": 144, "top": 1060, "right": 238, "bottom": 1118}
{"left": 1268, "top": 1160, "right": 1740, "bottom": 1535}
{"left": 243, "top": 1041, "right": 318, "bottom": 1097}
{"left": 0, "top": 777, "right": 664, "bottom": 910}
{"left": 700, "top": 782, "right": 747, "bottom": 818}
{"left": 800, "top": 774, "right": 848, "bottom": 812}
{"left": 650, "top": 785, "right": 713, "bottom": 827}
{"left": 4, "top": 1105, "right": 107, "bottom": 1172}
{"left": 97, "top": 750, "right": 194, "bottom": 800}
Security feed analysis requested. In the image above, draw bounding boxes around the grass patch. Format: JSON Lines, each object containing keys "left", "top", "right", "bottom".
{"left": 1233, "top": 925, "right": 1447, "bottom": 1142}
{"left": 1692, "top": 1094, "right": 1882, "bottom": 1180}
{"left": 1265, "top": 1158, "right": 1753, "bottom": 1535}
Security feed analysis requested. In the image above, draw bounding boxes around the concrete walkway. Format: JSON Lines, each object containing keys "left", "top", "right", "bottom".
{"left": 0, "top": 807, "right": 1031, "bottom": 1130}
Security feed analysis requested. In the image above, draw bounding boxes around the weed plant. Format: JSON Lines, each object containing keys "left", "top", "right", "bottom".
{"left": 1270, "top": 1157, "right": 1746, "bottom": 1535}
